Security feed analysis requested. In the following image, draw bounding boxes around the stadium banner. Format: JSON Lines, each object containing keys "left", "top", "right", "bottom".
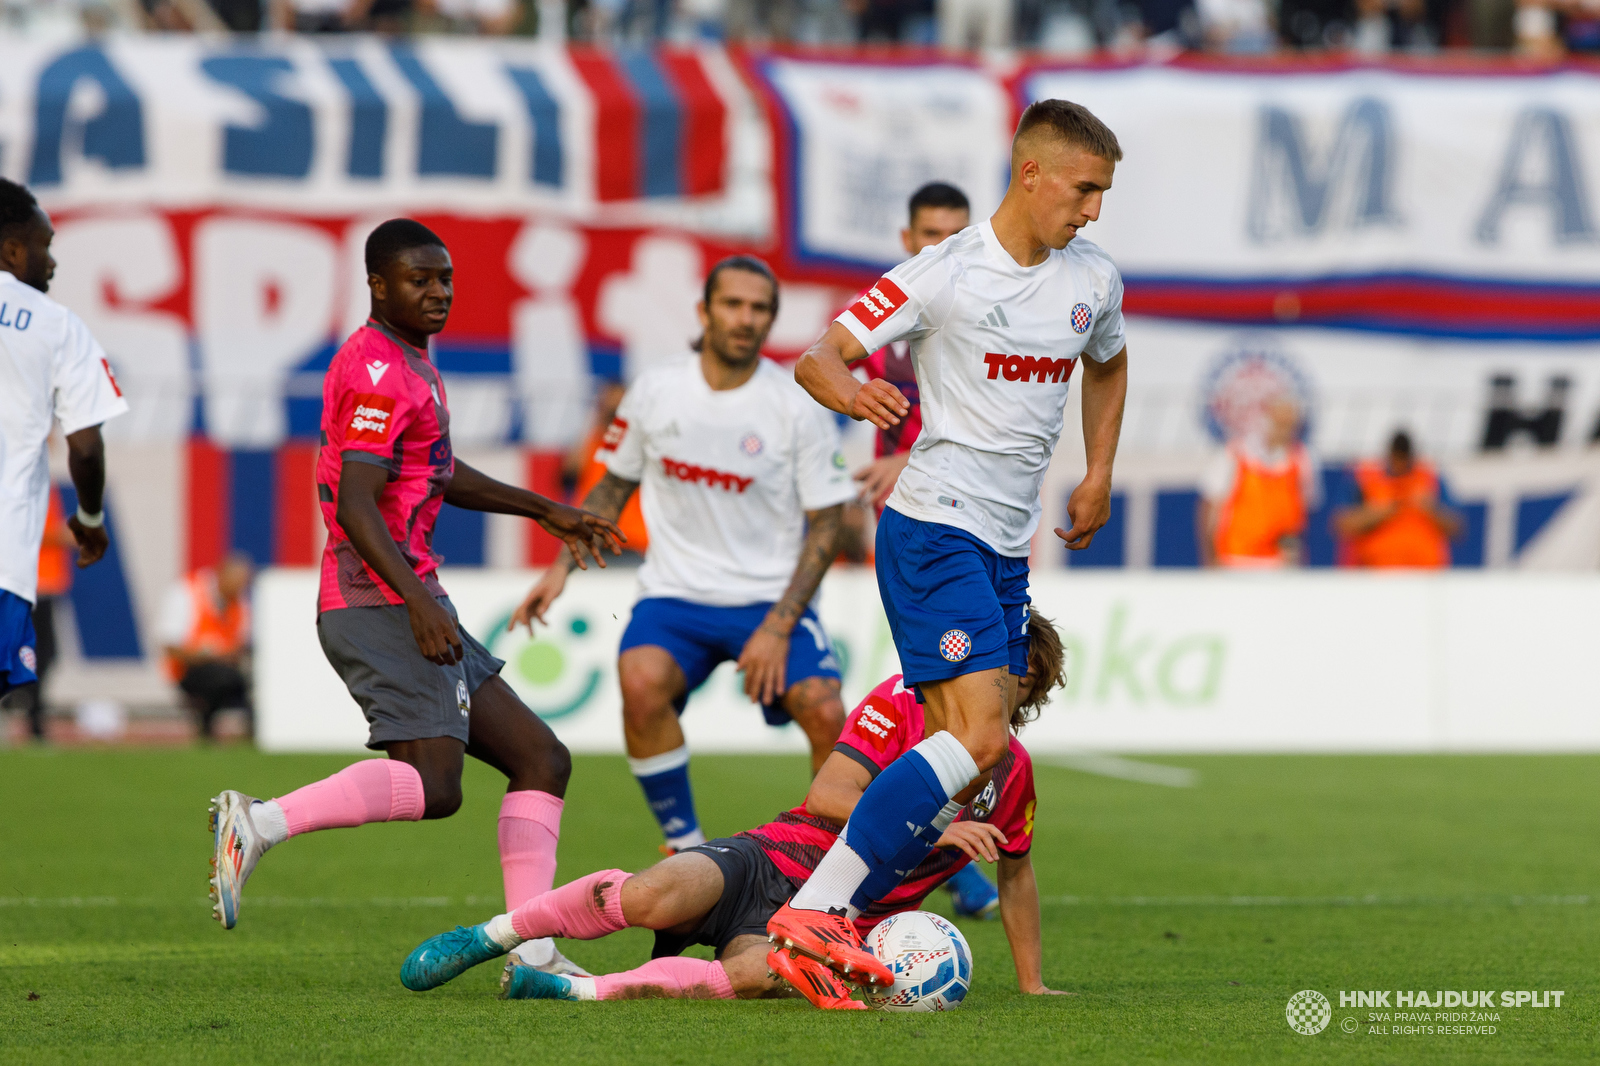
{"left": 0, "top": 37, "right": 758, "bottom": 216}
{"left": 1018, "top": 63, "right": 1600, "bottom": 340}
{"left": 256, "top": 567, "right": 1600, "bottom": 754}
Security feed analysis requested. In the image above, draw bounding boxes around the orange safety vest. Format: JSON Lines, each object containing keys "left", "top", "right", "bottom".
{"left": 576, "top": 428, "right": 649, "bottom": 554}
{"left": 1347, "top": 460, "right": 1450, "bottom": 568}
{"left": 1214, "top": 445, "right": 1308, "bottom": 565}
{"left": 36, "top": 487, "right": 73, "bottom": 598}
{"left": 165, "top": 570, "right": 251, "bottom": 681}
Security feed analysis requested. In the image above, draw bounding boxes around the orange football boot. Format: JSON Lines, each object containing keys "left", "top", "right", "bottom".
{"left": 766, "top": 901, "right": 893, "bottom": 988}
{"left": 767, "top": 949, "right": 868, "bottom": 1010}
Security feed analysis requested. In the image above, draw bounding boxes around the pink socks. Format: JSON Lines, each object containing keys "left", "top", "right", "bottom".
{"left": 511, "top": 868, "right": 630, "bottom": 942}
{"left": 274, "top": 758, "right": 425, "bottom": 838}
{"left": 593, "top": 958, "right": 735, "bottom": 1001}
{"left": 498, "top": 791, "right": 563, "bottom": 910}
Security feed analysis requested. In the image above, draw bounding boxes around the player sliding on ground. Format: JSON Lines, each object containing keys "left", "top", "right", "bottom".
{"left": 206, "top": 220, "right": 622, "bottom": 978}
{"left": 512, "top": 256, "right": 854, "bottom": 855}
{"left": 768, "top": 98, "right": 1130, "bottom": 990}
{"left": 400, "top": 613, "right": 1067, "bottom": 1008}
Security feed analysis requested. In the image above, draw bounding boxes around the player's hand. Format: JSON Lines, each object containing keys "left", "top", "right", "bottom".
{"left": 534, "top": 501, "right": 624, "bottom": 570}
{"left": 737, "top": 622, "right": 790, "bottom": 707}
{"left": 66, "top": 515, "right": 109, "bottom": 567}
{"left": 407, "top": 594, "right": 463, "bottom": 665}
{"left": 1055, "top": 475, "right": 1112, "bottom": 550}
{"left": 853, "top": 452, "right": 911, "bottom": 509}
{"left": 512, "top": 567, "right": 568, "bottom": 632}
{"left": 847, "top": 378, "right": 910, "bottom": 431}
{"left": 935, "top": 820, "right": 1008, "bottom": 863}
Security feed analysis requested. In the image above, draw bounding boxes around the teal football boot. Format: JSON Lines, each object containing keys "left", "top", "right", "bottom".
{"left": 401, "top": 923, "right": 507, "bottom": 991}
{"left": 501, "top": 958, "right": 584, "bottom": 1001}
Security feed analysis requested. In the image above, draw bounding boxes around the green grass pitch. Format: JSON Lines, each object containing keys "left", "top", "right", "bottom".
{"left": 2, "top": 748, "right": 1596, "bottom": 1064}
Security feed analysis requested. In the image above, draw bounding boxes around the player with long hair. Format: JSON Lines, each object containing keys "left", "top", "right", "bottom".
{"left": 399, "top": 612, "right": 1068, "bottom": 1010}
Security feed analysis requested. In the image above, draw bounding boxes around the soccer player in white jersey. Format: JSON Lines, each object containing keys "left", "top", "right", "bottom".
{"left": 0, "top": 179, "right": 128, "bottom": 707}
{"left": 513, "top": 256, "right": 856, "bottom": 853}
{"left": 765, "top": 99, "right": 1130, "bottom": 992}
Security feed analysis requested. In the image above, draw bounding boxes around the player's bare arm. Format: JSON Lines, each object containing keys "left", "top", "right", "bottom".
{"left": 1057, "top": 345, "right": 1128, "bottom": 550}
{"left": 795, "top": 322, "right": 909, "bottom": 432}
{"left": 997, "top": 853, "right": 1067, "bottom": 995}
{"left": 511, "top": 471, "right": 640, "bottom": 631}
{"left": 445, "top": 459, "right": 623, "bottom": 570}
{"left": 336, "top": 459, "right": 462, "bottom": 666}
{"left": 853, "top": 451, "right": 911, "bottom": 509}
{"left": 63, "top": 424, "right": 109, "bottom": 567}
{"left": 737, "top": 502, "right": 845, "bottom": 706}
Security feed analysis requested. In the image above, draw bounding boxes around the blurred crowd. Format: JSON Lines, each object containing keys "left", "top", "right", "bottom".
{"left": 0, "top": 0, "right": 1591, "bottom": 56}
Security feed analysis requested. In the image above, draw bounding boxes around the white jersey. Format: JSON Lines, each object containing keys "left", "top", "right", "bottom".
{"left": 0, "top": 271, "right": 128, "bottom": 604}
{"left": 836, "top": 219, "right": 1126, "bottom": 557}
{"left": 600, "top": 356, "right": 855, "bottom": 606}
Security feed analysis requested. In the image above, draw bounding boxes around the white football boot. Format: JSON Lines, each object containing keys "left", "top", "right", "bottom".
{"left": 509, "top": 937, "right": 593, "bottom": 977}
{"left": 208, "top": 790, "right": 270, "bottom": 929}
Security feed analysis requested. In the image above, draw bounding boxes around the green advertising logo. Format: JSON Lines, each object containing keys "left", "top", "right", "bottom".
{"left": 484, "top": 613, "right": 604, "bottom": 720}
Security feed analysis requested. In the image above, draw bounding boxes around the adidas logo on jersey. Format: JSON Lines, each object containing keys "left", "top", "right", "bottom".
{"left": 983, "top": 352, "right": 1075, "bottom": 384}
{"left": 978, "top": 305, "right": 1010, "bottom": 328}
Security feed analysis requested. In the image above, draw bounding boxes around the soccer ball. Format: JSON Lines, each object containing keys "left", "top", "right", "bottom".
{"left": 863, "top": 910, "right": 972, "bottom": 1012}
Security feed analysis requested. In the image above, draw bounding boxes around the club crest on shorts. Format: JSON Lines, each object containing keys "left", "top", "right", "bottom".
{"left": 18, "top": 645, "right": 36, "bottom": 673}
{"left": 456, "top": 679, "right": 470, "bottom": 718}
{"left": 1071, "top": 303, "right": 1093, "bottom": 334}
{"left": 939, "top": 630, "right": 971, "bottom": 662}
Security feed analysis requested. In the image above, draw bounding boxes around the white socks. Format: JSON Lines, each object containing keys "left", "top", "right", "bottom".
{"left": 790, "top": 835, "right": 872, "bottom": 920}
{"left": 250, "top": 800, "right": 289, "bottom": 847}
{"left": 485, "top": 912, "right": 523, "bottom": 951}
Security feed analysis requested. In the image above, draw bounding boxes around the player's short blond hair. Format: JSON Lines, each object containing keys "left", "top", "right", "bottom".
{"left": 1013, "top": 99, "right": 1123, "bottom": 165}
{"left": 1012, "top": 609, "right": 1065, "bottom": 732}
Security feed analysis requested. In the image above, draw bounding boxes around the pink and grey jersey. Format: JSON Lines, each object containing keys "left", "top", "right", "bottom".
{"left": 316, "top": 321, "right": 454, "bottom": 613}
{"left": 740, "top": 674, "right": 1037, "bottom": 937}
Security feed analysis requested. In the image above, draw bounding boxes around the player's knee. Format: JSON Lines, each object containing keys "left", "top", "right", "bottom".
{"left": 966, "top": 729, "right": 1010, "bottom": 773}
{"left": 420, "top": 781, "right": 463, "bottom": 820}
{"left": 619, "top": 667, "right": 675, "bottom": 733}
{"left": 541, "top": 738, "right": 572, "bottom": 791}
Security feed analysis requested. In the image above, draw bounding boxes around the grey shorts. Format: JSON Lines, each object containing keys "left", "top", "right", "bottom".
{"left": 317, "top": 597, "right": 504, "bottom": 750}
{"left": 651, "top": 835, "right": 794, "bottom": 960}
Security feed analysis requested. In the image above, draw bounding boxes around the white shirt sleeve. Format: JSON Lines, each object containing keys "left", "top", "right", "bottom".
{"left": 1083, "top": 266, "right": 1126, "bottom": 364}
{"left": 52, "top": 311, "right": 129, "bottom": 436}
{"left": 598, "top": 381, "right": 648, "bottom": 482}
{"left": 160, "top": 582, "right": 194, "bottom": 648}
{"left": 793, "top": 405, "right": 856, "bottom": 512}
{"left": 833, "top": 252, "right": 951, "bottom": 356}
{"left": 1200, "top": 449, "right": 1237, "bottom": 503}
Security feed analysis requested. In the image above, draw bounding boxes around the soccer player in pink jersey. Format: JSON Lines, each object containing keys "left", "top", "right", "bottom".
{"left": 400, "top": 612, "right": 1068, "bottom": 1009}
{"left": 207, "top": 220, "right": 622, "bottom": 979}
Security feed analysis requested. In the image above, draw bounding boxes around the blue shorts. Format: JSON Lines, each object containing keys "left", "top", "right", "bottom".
{"left": 619, "top": 597, "right": 841, "bottom": 726}
{"left": 875, "top": 507, "right": 1031, "bottom": 689}
{"left": 0, "top": 589, "right": 40, "bottom": 697}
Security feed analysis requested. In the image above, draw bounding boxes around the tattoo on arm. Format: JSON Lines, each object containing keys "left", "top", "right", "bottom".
{"left": 553, "top": 472, "right": 638, "bottom": 573}
{"left": 763, "top": 504, "right": 844, "bottom": 636}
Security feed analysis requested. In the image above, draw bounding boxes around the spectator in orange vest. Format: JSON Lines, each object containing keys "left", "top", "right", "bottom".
{"left": 1334, "top": 431, "right": 1460, "bottom": 568}
{"left": 20, "top": 484, "right": 75, "bottom": 742}
{"left": 567, "top": 380, "right": 648, "bottom": 559}
{"left": 1198, "top": 396, "right": 1321, "bottom": 568}
{"left": 160, "top": 553, "right": 254, "bottom": 741}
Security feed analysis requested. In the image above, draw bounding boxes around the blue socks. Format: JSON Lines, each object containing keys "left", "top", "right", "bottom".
{"left": 628, "top": 746, "right": 705, "bottom": 850}
{"left": 793, "top": 731, "right": 979, "bottom": 916}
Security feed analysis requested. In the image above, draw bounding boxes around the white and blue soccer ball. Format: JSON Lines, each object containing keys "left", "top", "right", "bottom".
{"left": 864, "top": 910, "right": 972, "bottom": 1012}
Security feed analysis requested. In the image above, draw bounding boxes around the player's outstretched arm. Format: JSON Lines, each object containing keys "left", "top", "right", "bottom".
{"left": 1056, "top": 346, "right": 1128, "bottom": 551}
{"left": 996, "top": 853, "right": 1070, "bottom": 996}
{"left": 338, "top": 461, "right": 463, "bottom": 665}
{"left": 446, "top": 459, "right": 624, "bottom": 570}
{"left": 511, "top": 471, "right": 640, "bottom": 631}
{"left": 64, "top": 425, "right": 109, "bottom": 567}
{"left": 794, "top": 323, "right": 909, "bottom": 432}
{"left": 737, "top": 503, "right": 844, "bottom": 705}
